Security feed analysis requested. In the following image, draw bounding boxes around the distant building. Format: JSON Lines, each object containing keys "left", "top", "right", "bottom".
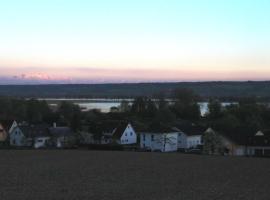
{"left": 246, "top": 130, "right": 270, "bottom": 157}
{"left": 87, "top": 121, "right": 137, "bottom": 145}
{"left": 140, "top": 126, "right": 179, "bottom": 152}
{"left": 205, "top": 128, "right": 247, "bottom": 156}
{"left": 48, "top": 126, "right": 76, "bottom": 148}
{"left": 175, "top": 123, "right": 205, "bottom": 150}
{"left": 33, "top": 124, "right": 51, "bottom": 149}
{"left": 10, "top": 124, "right": 50, "bottom": 148}
{"left": 10, "top": 125, "right": 35, "bottom": 147}
{"left": 112, "top": 122, "right": 137, "bottom": 145}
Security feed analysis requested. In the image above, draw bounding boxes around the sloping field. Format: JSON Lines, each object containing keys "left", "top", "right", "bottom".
{"left": 0, "top": 150, "right": 270, "bottom": 200}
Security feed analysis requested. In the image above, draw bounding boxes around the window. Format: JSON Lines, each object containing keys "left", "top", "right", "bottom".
{"left": 143, "top": 134, "right": 145, "bottom": 141}
{"left": 130, "top": 132, "right": 133, "bottom": 136}
{"left": 151, "top": 135, "right": 154, "bottom": 141}
{"left": 125, "top": 133, "right": 127, "bottom": 136}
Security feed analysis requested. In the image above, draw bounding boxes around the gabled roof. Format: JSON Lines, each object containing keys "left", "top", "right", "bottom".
{"left": 140, "top": 122, "right": 178, "bottom": 134}
{"left": 32, "top": 124, "right": 50, "bottom": 137}
{"left": 18, "top": 124, "right": 50, "bottom": 138}
{"left": 175, "top": 123, "right": 206, "bottom": 136}
{"left": 255, "top": 130, "right": 270, "bottom": 137}
{"left": 48, "top": 127, "right": 73, "bottom": 137}
{"left": 112, "top": 122, "right": 130, "bottom": 139}
{"left": 247, "top": 136, "right": 270, "bottom": 147}
{"left": 210, "top": 127, "right": 252, "bottom": 146}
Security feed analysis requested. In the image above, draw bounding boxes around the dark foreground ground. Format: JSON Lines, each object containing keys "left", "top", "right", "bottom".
{"left": 0, "top": 151, "right": 270, "bottom": 200}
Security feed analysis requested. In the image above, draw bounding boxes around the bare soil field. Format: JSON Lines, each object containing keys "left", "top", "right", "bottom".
{"left": 0, "top": 150, "right": 270, "bottom": 200}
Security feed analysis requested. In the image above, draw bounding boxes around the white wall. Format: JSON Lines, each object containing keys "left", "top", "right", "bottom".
{"left": 34, "top": 137, "right": 50, "bottom": 149}
{"left": 119, "top": 124, "right": 137, "bottom": 145}
{"left": 140, "top": 132, "right": 178, "bottom": 152}
{"left": 178, "top": 132, "right": 188, "bottom": 149}
{"left": 178, "top": 133, "right": 202, "bottom": 149}
{"left": 186, "top": 135, "right": 202, "bottom": 149}
{"left": 10, "top": 127, "right": 26, "bottom": 146}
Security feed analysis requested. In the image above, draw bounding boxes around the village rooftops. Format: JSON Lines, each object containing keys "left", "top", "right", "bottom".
{"left": 175, "top": 123, "right": 206, "bottom": 136}
{"left": 48, "top": 127, "right": 73, "bottom": 137}
{"left": 18, "top": 124, "right": 50, "bottom": 138}
{"left": 140, "top": 122, "right": 179, "bottom": 134}
{"left": 112, "top": 122, "right": 131, "bottom": 140}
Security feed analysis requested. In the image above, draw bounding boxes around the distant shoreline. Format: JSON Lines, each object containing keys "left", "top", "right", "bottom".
{"left": 1, "top": 81, "right": 270, "bottom": 100}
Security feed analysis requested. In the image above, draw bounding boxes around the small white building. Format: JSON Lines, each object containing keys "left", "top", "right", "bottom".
{"left": 175, "top": 124, "right": 205, "bottom": 150}
{"left": 112, "top": 123, "right": 137, "bottom": 145}
{"left": 91, "top": 121, "right": 137, "bottom": 145}
{"left": 10, "top": 124, "right": 51, "bottom": 148}
{"left": 140, "top": 128, "right": 179, "bottom": 152}
{"left": 10, "top": 125, "right": 34, "bottom": 147}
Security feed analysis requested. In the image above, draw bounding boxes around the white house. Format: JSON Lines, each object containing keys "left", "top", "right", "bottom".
{"left": 10, "top": 125, "right": 34, "bottom": 147}
{"left": 175, "top": 124, "right": 205, "bottom": 150}
{"left": 140, "top": 128, "right": 179, "bottom": 152}
{"left": 112, "top": 122, "right": 137, "bottom": 145}
{"left": 10, "top": 124, "right": 51, "bottom": 148}
{"left": 89, "top": 121, "right": 137, "bottom": 145}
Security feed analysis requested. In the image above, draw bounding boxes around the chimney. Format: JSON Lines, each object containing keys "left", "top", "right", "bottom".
{"left": 53, "top": 122, "right": 57, "bottom": 128}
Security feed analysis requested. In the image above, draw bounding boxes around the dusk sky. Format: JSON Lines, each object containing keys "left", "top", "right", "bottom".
{"left": 0, "top": 0, "right": 269, "bottom": 84}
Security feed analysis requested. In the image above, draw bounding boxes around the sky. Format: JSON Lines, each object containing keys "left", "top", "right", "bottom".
{"left": 0, "top": 0, "right": 270, "bottom": 84}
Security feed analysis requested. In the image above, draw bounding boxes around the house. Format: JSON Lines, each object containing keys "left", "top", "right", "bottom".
{"left": 112, "top": 122, "right": 137, "bottom": 145}
{"left": 10, "top": 125, "right": 35, "bottom": 147}
{"left": 32, "top": 124, "right": 51, "bottom": 149}
{"left": 88, "top": 121, "right": 137, "bottom": 145}
{"left": 246, "top": 130, "right": 270, "bottom": 157}
{"left": 140, "top": 126, "right": 179, "bottom": 152}
{"left": 175, "top": 124, "right": 205, "bottom": 150}
{"left": 48, "top": 127, "right": 76, "bottom": 148}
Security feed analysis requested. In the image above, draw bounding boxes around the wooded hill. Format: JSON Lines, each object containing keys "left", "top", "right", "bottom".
{"left": 0, "top": 81, "right": 270, "bottom": 99}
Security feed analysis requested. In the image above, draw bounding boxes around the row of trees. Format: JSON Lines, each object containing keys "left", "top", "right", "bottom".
{"left": 1, "top": 89, "right": 270, "bottom": 138}
{"left": 0, "top": 98, "right": 82, "bottom": 131}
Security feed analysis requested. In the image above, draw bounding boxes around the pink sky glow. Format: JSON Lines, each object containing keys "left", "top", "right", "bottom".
{"left": 1, "top": 67, "right": 270, "bottom": 84}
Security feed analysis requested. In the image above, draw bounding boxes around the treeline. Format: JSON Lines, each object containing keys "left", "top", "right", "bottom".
{"left": 1, "top": 81, "right": 270, "bottom": 100}
{"left": 1, "top": 88, "right": 270, "bottom": 139}
{"left": 0, "top": 98, "right": 82, "bottom": 131}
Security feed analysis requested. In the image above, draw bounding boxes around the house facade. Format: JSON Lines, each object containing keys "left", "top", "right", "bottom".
{"left": 112, "top": 123, "right": 137, "bottom": 145}
{"left": 88, "top": 121, "right": 137, "bottom": 145}
{"left": 10, "top": 125, "right": 33, "bottom": 147}
{"left": 175, "top": 124, "right": 205, "bottom": 150}
{"left": 140, "top": 129, "right": 179, "bottom": 152}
